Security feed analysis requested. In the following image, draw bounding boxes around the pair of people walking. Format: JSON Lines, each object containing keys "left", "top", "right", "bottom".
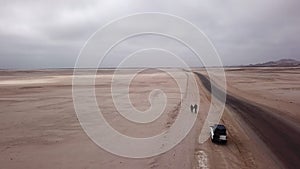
{"left": 190, "top": 104, "right": 198, "bottom": 113}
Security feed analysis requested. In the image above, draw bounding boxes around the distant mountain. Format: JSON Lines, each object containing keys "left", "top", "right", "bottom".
{"left": 248, "top": 59, "right": 300, "bottom": 67}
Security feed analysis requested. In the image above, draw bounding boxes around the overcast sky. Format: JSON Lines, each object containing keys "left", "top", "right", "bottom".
{"left": 0, "top": 0, "right": 299, "bottom": 69}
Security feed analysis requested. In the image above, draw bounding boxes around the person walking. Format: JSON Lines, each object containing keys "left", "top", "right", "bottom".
{"left": 190, "top": 104, "right": 198, "bottom": 113}
{"left": 194, "top": 104, "right": 198, "bottom": 113}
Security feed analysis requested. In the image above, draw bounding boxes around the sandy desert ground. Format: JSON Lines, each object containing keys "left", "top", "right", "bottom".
{"left": 0, "top": 68, "right": 299, "bottom": 169}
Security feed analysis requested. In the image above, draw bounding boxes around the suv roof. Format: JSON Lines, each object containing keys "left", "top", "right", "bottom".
{"left": 215, "top": 124, "right": 226, "bottom": 130}
{"left": 213, "top": 124, "right": 227, "bottom": 135}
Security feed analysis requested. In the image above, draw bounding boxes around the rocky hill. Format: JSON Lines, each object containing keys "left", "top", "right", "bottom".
{"left": 249, "top": 59, "right": 300, "bottom": 67}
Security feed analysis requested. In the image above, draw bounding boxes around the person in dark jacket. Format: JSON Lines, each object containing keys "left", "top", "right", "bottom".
{"left": 190, "top": 104, "right": 198, "bottom": 113}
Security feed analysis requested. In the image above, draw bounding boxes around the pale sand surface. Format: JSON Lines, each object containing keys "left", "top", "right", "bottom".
{"left": 0, "top": 68, "right": 298, "bottom": 168}
{"left": 0, "top": 69, "right": 197, "bottom": 169}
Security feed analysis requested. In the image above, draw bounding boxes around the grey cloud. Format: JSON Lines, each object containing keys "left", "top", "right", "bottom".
{"left": 0, "top": 0, "right": 299, "bottom": 69}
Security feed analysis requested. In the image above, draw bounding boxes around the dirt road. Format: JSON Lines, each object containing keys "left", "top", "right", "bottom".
{"left": 195, "top": 72, "right": 300, "bottom": 169}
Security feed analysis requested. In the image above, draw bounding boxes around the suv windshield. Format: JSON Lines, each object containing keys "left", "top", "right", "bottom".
{"left": 214, "top": 125, "right": 227, "bottom": 135}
